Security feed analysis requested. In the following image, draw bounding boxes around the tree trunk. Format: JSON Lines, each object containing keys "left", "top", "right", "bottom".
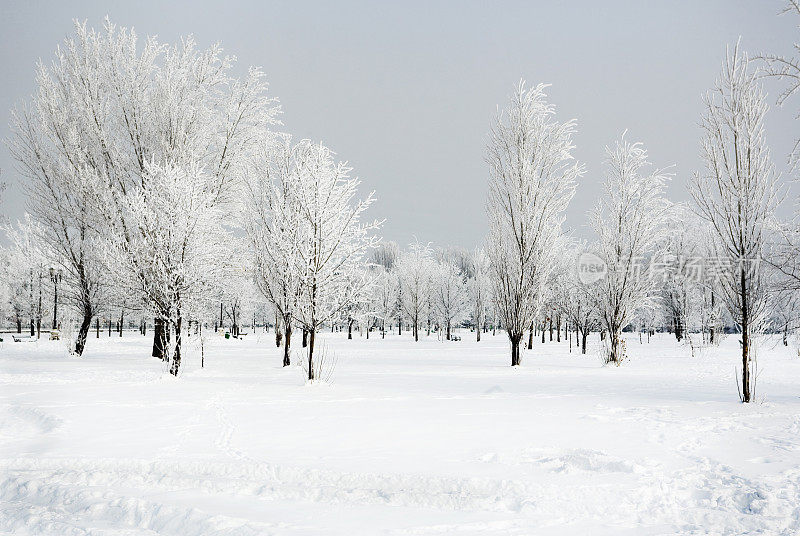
{"left": 556, "top": 315, "right": 561, "bottom": 342}
{"left": 119, "top": 310, "right": 124, "bottom": 337}
{"left": 169, "top": 315, "right": 182, "bottom": 376}
{"left": 283, "top": 320, "right": 292, "bottom": 367}
{"left": 302, "top": 328, "right": 308, "bottom": 348}
{"left": 476, "top": 320, "right": 481, "bottom": 342}
{"left": 96, "top": 317, "right": 100, "bottom": 338}
{"left": 307, "top": 329, "right": 316, "bottom": 381}
{"left": 349, "top": 319, "right": 354, "bottom": 340}
{"left": 510, "top": 333, "right": 522, "bottom": 366}
{"left": 37, "top": 274, "right": 42, "bottom": 339}
{"left": 740, "top": 268, "right": 751, "bottom": 403}
{"left": 541, "top": 319, "right": 546, "bottom": 343}
{"left": 581, "top": 330, "right": 588, "bottom": 355}
{"left": 74, "top": 310, "right": 92, "bottom": 356}
{"left": 152, "top": 317, "right": 167, "bottom": 360}
{"left": 710, "top": 291, "right": 716, "bottom": 344}
{"left": 609, "top": 329, "right": 620, "bottom": 364}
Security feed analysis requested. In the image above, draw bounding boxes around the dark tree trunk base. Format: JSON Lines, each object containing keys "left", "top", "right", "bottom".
{"left": 307, "top": 329, "right": 316, "bottom": 381}
{"left": 74, "top": 313, "right": 92, "bottom": 356}
{"left": 510, "top": 334, "right": 522, "bottom": 366}
{"left": 152, "top": 318, "right": 167, "bottom": 360}
{"left": 283, "top": 323, "right": 292, "bottom": 367}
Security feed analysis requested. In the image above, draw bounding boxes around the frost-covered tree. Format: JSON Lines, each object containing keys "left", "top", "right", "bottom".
{"left": 486, "top": 81, "right": 583, "bottom": 366}
{"left": 657, "top": 207, "right": 703, "bottom": 343}
{"left": 217, "top": 254, "right": 257, "bottom": 338}
{"left": 359, "top": 267, "right": 383, "bottom": 339}
{"left": 593, "top": 133, "right": 671, "bottom": 365}
{"left": 758, "top": 1, "right": 800, "bottom": 170}
{"left": 1, "top": 216, "right": 49, "bottom": 339}
{"left": 371, "top": 241, "right": 399, "bottom": 271}
{"left": 290, "top": 141, "right": 381, "bottom": 380}
{"left": 545, "top": 247, "right": 576, "bottom": 345}
{"left": 446, "top": 247, "right": 473, "bottom": 280}
{"left": 1, "top": 230, "right": 27, "bottom": 337}
{"left": 339, "top": 267, "right": 371, "bottom": 339}
{"left": 758, "top": 3, "right": 800, "bottom": 321}
{"left": 543, "top": 245, "right": 576, "bottom": 347}
{"left": 374, "top": 268, "right": 398, "bottom": 338}
{"left": 10, "top": 74, "right": 106, "bottom": 354}
{"left": 555, "top": 246, "right": 587, "bottom": 350}
{"left": 565, "top": 278, "right": 598, "bottom": 354}
{"left": 11, "top": 19, "right": 279, "bottom": 361}
{"left": 397, "top": 240, "right": 434, "bottom": 342}
{"left": 689, "top": 222, "right": 727, "bottom": 345}
{"left": 244, "top": 134, "right": 306, "bottom": 367}
{"left": 101, "top": 162, "right": 235, "bottom": 375}
{"left": 0, "top": 244, "right": 29, "bottom": 334}
{"left": 692, "top": 44, "right": 782, "bottom": 402}
{"left": 768, "top": 207, "right": 800, "bottom": 294}
{"left": 469, "top": 247, "right": 491, "bottom": 341}
{"left": 772, "top": 287, "right": 800, "bottom": 346}
{"left": 433, "top": 260, "right": 470, "bottom": 340}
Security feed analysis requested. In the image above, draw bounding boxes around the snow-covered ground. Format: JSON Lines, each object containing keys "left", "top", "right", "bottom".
{"left": 1, "top": 329, "right": 799, "bottom": 535}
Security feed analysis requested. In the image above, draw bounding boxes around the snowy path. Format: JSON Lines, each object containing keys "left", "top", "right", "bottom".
{"left": 1, "top": 332, "right": 799, "bottom": 535}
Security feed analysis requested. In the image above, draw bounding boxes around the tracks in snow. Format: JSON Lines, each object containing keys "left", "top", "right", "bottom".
{"left": 1, "top": 454, "right": 799, "bottom": 535}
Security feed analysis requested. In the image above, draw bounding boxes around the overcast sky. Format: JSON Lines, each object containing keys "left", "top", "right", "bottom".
{"left": 1, "top": 1, "right": 798, "bottom": 249}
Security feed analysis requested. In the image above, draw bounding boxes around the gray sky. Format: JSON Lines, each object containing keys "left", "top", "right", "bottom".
{"left": 1, "top": 1, "right": 798, "bottom": 249}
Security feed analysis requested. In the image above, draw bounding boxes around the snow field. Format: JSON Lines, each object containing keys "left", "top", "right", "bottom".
{"left": 1, "top": 331, "right": 799, "bottom": 535}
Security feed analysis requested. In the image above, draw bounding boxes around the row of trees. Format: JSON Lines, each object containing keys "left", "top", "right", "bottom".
{"left": 485, "top": 27, "right": 800, "bottom": 403}
{"left": 0, "top": 19, "right": 378, "bottom": 379}
{"left": 3, "top": 5, "right": 800, "bottom": 402}
{"left": 363, "top": 241, "right": 486, "bottom": 343}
